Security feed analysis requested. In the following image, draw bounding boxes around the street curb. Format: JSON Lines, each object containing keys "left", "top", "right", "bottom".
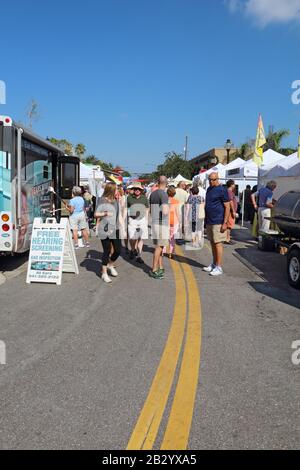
{"left": 232, "top": 251, "right": 264, "bottom": 278}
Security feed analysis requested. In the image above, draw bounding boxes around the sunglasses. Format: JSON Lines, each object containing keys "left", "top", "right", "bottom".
{"left": 209, "top": 178, "right": 218, "bottom": 182}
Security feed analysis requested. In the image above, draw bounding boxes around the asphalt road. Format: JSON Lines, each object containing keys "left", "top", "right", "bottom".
{"left": 0, "top": 228, "right": 300, "bottom": 450}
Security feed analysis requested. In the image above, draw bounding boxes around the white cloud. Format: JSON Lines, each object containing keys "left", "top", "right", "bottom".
{"left": 226, "top": 0, "right": 300, "bottom": 27}
{"left": 225, "top": 0, "right": 242, "bottom": 13}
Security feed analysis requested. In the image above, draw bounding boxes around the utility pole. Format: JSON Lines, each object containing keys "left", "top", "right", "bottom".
{"left": 184, "top": 135, "right": 188, "bottom": 161}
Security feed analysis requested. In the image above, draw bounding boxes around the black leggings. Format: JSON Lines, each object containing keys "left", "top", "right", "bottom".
{"left": 101, "top": 232, "right": 121, "bottom": 266}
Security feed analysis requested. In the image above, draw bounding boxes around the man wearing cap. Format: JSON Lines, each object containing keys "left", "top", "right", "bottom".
{"left": 126, "top": 183, "right": 149, "bottom": 263}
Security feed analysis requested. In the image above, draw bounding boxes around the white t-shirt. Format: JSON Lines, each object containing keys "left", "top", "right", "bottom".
{"left": 175, "top": 188, "right": 189, "bottom": 206}
{"left": 198, "top": 187, "right": 206, "bottom": 201}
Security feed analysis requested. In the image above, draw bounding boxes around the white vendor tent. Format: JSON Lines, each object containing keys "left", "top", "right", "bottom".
{"left": 172, "top": 174, "right": 193, "bottom": 186}
{"left": 80, "top": 163, "right": 105, "bottom": 183}
{"left": 80, "top": 163, "right": 105, "bottom": 197}
{"left": 193, "top": 163, "right": 225, "bottom": 187}
{"left": 227, "top": 150, "right": 284, "bottom": 179}
{"left": 259, "top": 152, "right": 299, "bottom": 199}
{"left": 198, "top": 159, "right": 245, "bottom": 189}
{"left": 223, "top": 157, "right": 246, "bottom": 175}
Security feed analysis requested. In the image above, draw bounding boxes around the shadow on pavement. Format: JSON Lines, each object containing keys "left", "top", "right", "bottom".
{"left": 234, "top": 245, "right": 300, "bottom": 310}
{"left": 248, "top": 281, "right": 300, "bottom": 310}
{"left": 0, "top": 252, "right": 28, "bottom": 272}
{"left": 143, "top": 242, "right": 206, "bottom": 270}
{"left": 80, "top": 249, "right": 102, "bottom": 278}
{"left": 121, "top": 245, "right": 151, "bottom": 274}
{"left": 229, "top": 225, "right": 300, "bottom": 310}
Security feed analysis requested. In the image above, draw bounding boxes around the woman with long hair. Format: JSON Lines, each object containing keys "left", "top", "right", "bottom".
{"left": 95, "top": 183, "right": 123, "bottom": 283}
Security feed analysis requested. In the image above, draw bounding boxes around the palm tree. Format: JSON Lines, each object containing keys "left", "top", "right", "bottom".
{"left": 75, "top": 143, "right": 86, "bottom": 159}
{"left": 265, "top": 129, "right": 290, "bottom": 153}
{"left": 232, "top": 142, "right": 253, "bottom": 161}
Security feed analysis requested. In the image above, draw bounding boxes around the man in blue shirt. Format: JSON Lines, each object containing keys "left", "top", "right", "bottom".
{"left": 251, "top": 180, "right": 277, "bottom": 233}
{"left": 203, "top": 172, "right": 230, "bottom": 276}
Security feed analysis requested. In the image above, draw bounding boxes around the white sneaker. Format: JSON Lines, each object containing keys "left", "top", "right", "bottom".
{"left": 203, "top": 264, "right": 215, "bottom": 273}
{"left": 102, "top": 273, "right": 112, "bottom": 283}
{"left": 108, "top": 266, "right": 118, "bottom": 277}
{"left": 209, "top": 266, "right": 223, "bottom": 276}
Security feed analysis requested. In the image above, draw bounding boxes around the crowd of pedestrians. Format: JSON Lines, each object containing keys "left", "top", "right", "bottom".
{"left": 67, "top": 173, "right": 273, "bottom": 283}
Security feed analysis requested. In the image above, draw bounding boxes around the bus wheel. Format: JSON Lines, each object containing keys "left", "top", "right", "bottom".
{"left": 287, "top": 248, "right": 300, "bottom": 289}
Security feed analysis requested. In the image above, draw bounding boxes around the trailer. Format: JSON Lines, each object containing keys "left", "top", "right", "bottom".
{"left": 257, "top": 190, "right": 300, "bottom": 289}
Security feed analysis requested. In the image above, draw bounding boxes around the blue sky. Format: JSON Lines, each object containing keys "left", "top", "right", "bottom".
{"left": 1, "top": 0, "right": 300, "bottom": 173}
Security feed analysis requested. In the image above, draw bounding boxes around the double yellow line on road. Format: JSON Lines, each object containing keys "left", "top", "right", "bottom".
{"left": 127, "top": 247, "right": 202, "bottom": 450}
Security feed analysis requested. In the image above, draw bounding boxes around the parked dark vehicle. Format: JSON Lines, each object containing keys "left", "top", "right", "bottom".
{"left": 259, "top": 191, "right": 300, "bottom": 289}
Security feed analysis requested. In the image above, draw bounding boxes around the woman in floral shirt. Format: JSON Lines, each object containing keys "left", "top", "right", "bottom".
{"left": 186, "top": 186, "right": 206, "bottom": 248}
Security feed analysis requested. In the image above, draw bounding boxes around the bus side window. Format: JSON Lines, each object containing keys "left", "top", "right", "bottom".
{"left": 43, "top": 165, "right": 49, "bottom": 180}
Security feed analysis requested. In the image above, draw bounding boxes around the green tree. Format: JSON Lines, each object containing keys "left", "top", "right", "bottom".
{"left": 265, "top": 128, "right": 290, "bottom": 153}
{"left": 98, "top": 160, "right": 114, "bottom": 172}
{"left": 153, "top": 152, "right": 192, "bottom": 179}
{"left": 83, "top": 154, "right": 99, "bottom": 165}
{"left": 138, "top": 173, "right": 153, "bottom": 181}
{"left": 81, "top": 156, "right": 126, "bottom": 175}
{"left": 232, "top": 140, "right": 255, "bottom": 161}
{"left": 280, "top": 147, "right": 297, "bottom": 156}
{"left": 48, "top": 137, "right": 74, "bottom": 155}
{"left": 75, "top": 143, "right": 86, "bottom": 159}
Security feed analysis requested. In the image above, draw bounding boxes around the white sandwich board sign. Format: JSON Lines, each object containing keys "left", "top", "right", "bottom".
{"left": 26, "top": 218, "right": 79, "bottom": 285}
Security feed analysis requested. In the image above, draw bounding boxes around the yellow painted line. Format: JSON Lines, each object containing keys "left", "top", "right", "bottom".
{"left": 126, "top": 259, "right": 187, "bottom": 450}
{"left": 161, "top": 246, "right": 202, "bottom": 450}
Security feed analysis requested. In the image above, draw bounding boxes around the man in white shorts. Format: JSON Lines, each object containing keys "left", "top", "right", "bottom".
{"left": 126, "top": 183, "right": 149, "bottom": 264}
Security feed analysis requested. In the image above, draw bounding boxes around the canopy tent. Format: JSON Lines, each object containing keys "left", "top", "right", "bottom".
{"left": 172, "top": 174, "right": 193, "bottom": 186}
{"left": 219, "top": 158, "right": 250, "bottom": 192}
{"left": 193, "top": 163, "right": 225, "bottom": 186}
{"left": 80, "top": 163, "right": 105, "bottom": 183}
{"left": 259, "top": 152, "right": 299, "bottom": 199}
{"left": 80, "top": 163, "right": 105, "bottom": 197}
{"left": 223, "top": 157, "right": 245, "bottom": 175}
{"left": 194, "top": 160, "right": 247, "bottom": 189}
{"left": 226, "top": 150, "right": 284, "bottom": 179}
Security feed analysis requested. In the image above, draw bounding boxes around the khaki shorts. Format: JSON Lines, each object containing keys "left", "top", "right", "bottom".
{"left": 206, "top": 224, "right": 227, "bottom": 244}
{"left": 69, "top": 212, "right": 88, "bottom": 231}
{"left": 152, "top": 224, "right": 169, "bottom": 247}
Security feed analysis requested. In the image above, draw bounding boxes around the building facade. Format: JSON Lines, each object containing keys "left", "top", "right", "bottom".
{"left": 190, "top": 147, "right": 238, "bottom": 176}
